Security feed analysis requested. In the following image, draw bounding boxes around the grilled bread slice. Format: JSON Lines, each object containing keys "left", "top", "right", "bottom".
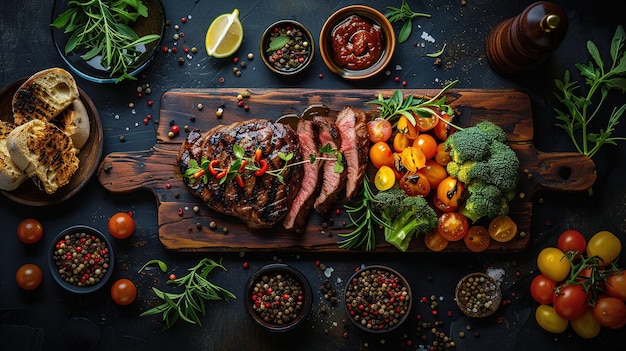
{"left": 7, "top": 119, "right": 79, "bottom": 194}
{"left": 0, "top": 120, "right": 27, "bottom": 191}
{"left": 12, "top": 68, "right": 79, "bottom": 125}
{"left": 54, "top": 98, "right": 90, "bottom": 151}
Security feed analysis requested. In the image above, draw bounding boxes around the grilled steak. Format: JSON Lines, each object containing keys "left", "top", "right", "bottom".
{"left": 335, "top": 106, "right": 370, "bottom": 200}
{"left": 177, "top": 119, "right": 303, "bottom": 229}
{"left": 313, "top": 116, "right": 347, "bottom": 214}
{"left": 283, "top": 119, "right": 323, "bottom": 231}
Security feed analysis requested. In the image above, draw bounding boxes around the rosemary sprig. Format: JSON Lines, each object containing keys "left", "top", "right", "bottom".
{"left": 385, "top": 0, "right": 431, "bottom": 43}
{"left": 554, "top": 25, "right": 626, "bottom": 160}
{"left": 140, "top": 258, "right": 236, "bottom": 330}
{"left": 51, "top": 0, "right": 161, "bottom": 82}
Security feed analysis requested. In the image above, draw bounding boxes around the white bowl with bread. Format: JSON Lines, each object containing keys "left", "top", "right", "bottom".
{"left": 0, "top": 68, "right": 103, "bottom": 206}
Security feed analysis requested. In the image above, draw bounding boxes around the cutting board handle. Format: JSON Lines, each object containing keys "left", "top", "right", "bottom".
{"left": 530, "top": 151, "right": 597, "bottom": 192}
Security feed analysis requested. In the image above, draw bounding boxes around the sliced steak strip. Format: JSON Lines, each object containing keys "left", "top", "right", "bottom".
{"left": 313, "top": 115, "right": 347, "bottom": 214}
{"left": 335, "top": 106, "right": 370, "bottom": 199}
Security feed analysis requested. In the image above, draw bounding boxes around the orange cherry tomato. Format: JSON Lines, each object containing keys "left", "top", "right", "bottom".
{"left": 393, "top": 132, "right": 413, "bottom": 152}
{"left": 111, "top": 278, "right": 137, "bottom": 306}
{"left": 607, "top": 271, "right": 626, "bottom": 301}
{"left": 17, "top": 218, "right": 44, "bottom": 244}
{"left": 424, "top": 229, "right": 449, "bottom": 252}
{"left": 464, "top": 225, "right": 491, "bottom": 252}
{"left": 401, "top": 147, "right": 426, "bottom": 172}
{"left": 411, "top": 108, "right": 439, "bottom": 132}
{"left": 369, "top": 141, "right": 394, "bottom": 169}
{"left": 392, "top": 153, "right": 407, "bottom": 179}
{"left": 399, "top": 171, "right": 430, "bottom": 196}
{"left": 433, "top": 111, "right": 456, "bottom": 141}
{"left": 433, "top": 195, "right": 458, "bottom": 212}
{"left": 421, "top": 160, "right": 448, "bottom": 189}
{"left": 16, "top": 264, "right": 42, "bottom": 291}
{"left": 436, "top": 176, "right": 464, "bottom": 208}
{"left": 413, "top": 133, "right": 437, "bottom": 159}
{"left": 438, "top": 211, "right": 469, "bottom": 241}
{"left": 434, "top": 142, "right": 452, "bottom": 166}
{"left": 488, "top": 215, "right": 518, "bottom": 242}
{"left": 397, "top": 115, "right": 419, "bottom": 139}
{"left": 108, "top": 212, "right": 135, "bottom": 239}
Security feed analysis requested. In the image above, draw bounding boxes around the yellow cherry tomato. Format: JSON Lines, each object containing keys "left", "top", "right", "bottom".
{"left": 401, "top": 147, "right": 426, "bottom": 172}
{"left": 374, "top": 166, "right": 395, "bottom": 191}
{"left": 537, "top": 247, "right": 571, "bottom": 282}
{"left": 535, "top": 304, "right": 568, "bottom": 334}
{"left": 397, "top": 115, "right": 418, "bottom": 139}
{"left": 586, "top": 230, "right": 621, "bottom": 266}
{"left": 393, "top": 132, "right": 413, "bottom": 153}
{"left": 571, "top": 308, "right": 602, "bottom": 339}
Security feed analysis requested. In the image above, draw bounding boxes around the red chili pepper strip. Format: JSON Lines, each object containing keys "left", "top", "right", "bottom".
{"left": 193, "top": 169, "right": 205, "bottom": 179}
{"left": 238, "top": 160, "right": 248, "bottom": 173}
{"left": 216, "top": 166, "right": 229, "bottom": 180}
{"left": 235, "top": 174, "right": 245, "bottom": 187}
{"left": 208, "top": 160, "right": 220, "bottom": 176}
{"left": 255, "top": 160, "right": 268, "bottom": 176}
{"left": 254, "top": 149, "right": 262, "bottom": 163}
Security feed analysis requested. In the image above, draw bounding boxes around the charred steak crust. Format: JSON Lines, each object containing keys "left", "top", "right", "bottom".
{"left": 178, "top": 119, "right": 302, "bottom": 229}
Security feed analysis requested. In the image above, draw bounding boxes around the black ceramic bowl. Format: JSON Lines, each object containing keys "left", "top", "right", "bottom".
{"left": 260, "top": 20, "right": 315, "bottom": 77}
{"left": 344, "top": 265, "right": 412, "bottom": 333}
{"left": 48, "top": 225, "right": 114, "bottom": 294}
{"left": 246, "top": 263, "right": 312, "bottom": 332}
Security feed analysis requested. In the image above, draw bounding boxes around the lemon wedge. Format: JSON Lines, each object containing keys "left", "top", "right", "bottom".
{"left": 205, "top": 9, "right": 244, "bottom": 58}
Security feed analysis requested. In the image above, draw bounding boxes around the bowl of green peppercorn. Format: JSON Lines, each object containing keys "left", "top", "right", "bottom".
{"left": 344, "top": 265, "right": 412, "bottom": 333}
{"left": 48, "top": 225, "right": 115, "bottom": 294}
{"left": 246, "top": 263, "right": 313, "bottom": 332}
{"left": 260, "top": 20, "right": 315, "bottom": 77}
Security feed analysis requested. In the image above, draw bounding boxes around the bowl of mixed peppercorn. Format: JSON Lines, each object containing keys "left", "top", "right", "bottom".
{"left": 246, "top": 263, "right": 312, "bottom": 332}
{"left": 455, "top": 272, "right": 502, "bottom": 318}
{"left": 48, "top": 225, "right": 114, "bottom": 294}
{"left": 260, "top": 20, "right": 315, "bottom": 77}
{"left": 344, "top": 265, "right": 412, "bottom": 333}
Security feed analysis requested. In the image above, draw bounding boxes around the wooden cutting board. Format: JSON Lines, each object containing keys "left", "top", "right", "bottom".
{"left": 97, "top": 88, "right": 596, "bottom": 252}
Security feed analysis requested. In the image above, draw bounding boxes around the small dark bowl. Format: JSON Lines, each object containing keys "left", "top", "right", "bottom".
{"left": 344, "top": 265, "right": 412, "bottom": 333}
{"left": 319, "top": 5, "right": 396, "bottom": 80}
{"left": 246, "top": 263, "right": 312, "bottom": 332}
{"left": 48, "top": 225, "right": 114, "bottom": 294}
{"left": 455, "top": 272, "right": 502, "bottom": 318}
{"left": 260, "top": 20, "right": 315, "bottom": 77}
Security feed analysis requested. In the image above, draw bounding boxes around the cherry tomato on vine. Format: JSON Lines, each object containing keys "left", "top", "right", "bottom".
{"left": 530, "top": 274, "right": 556, "bottom": 305}
{"left": 463, "top": 225, "right": 490, "bottom": 252}
{"left": 436, "top": 176, "right": 464, "bottom": 208}
{"left": 420, "top": 160, "right": 448, "bottom": 189}
{"left": 586, "top": 230, "right": 621, "bottom": 266}
{"left": 16, "top": 264, "right": 42, "bottom": 291}
{"left": 396, "top": 115, "right": 419, "bottom": 139}
{"left": 535, "top": 304, "right": 568, "bottom": 334}
{"left": 438, "top": 212, "right": 469, "bottom": 241}
{"left": 369, "top": 141, "right": 394, "bottom": 169}
{"left": 571, "top": 308, "right": 602, "bottom": 339}
{"left": 557, "top": 229, "right": 586, "bottom": 256}
{"left": 553, "top": 284, "right": 588, "bottom": 320}
{"left": 537, "top": 247, "right": 570, "bottom": 282}
{"left": 433, "top": 112, "right": 456, "bottom": 141}
{"left": 606, "top": 271, "right": 626, "bottom": 301}
{"left": 488, "top": 215, "right": 517, "bottom": 243}
{"left": 399, "top": 171, "right": 430, "bottom": 196}
{"left": 424, "top": 229, "right": 449, "bottom": 252}
{"left": 413, "top": 134, "right": 437, "bottom": 160}
{"left": 401, "top": 147, "right": 426, "bottom": 172}
{"left": 367, "top": 118, "right": 393, "bottom": 143}
{"left": 111, "top": 278, "right": 137, "bottom": 306}
{"left": 434, "top": 142, "right": 451, "bottom": 166}
{"left": 374, "top": 166, "right": 395, "bottom": 191}
{"left": 17, "top": 218, "right": 43, "bottom": 244}
{"left": 393, "top": 132, "right": 412, "bottom": 152}
{"left": 108, "top": 212, "right": 135, "bottom": 239}
{"left": 593, "top": 297, "right": 626, "bottom": 327}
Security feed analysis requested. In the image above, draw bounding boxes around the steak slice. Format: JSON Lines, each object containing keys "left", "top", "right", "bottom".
{"left": 313, "top": 116, "right": 347, "bottom": 214}
{"left": 178, "top": 119, "right": 302, "bottom": 229}
{"left": 335, "top": 106, "right": 370, "bottom": 200}
{"left": 283, "top": 119, "right": 323, "bottom": 231}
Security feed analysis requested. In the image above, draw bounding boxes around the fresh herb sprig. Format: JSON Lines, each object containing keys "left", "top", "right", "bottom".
{"left": 385, "top": 0, "right": 431, "bottom": 43}
{"left": 339, "top": 178, "right": 388, "bottom": 251}
{"left": 554, "top": 25, "right": 626, "bottom": 160}
{"left": 140, "top": 258, "right": 236, "bottom": 330}
{"left": 51, "top": 0, "right": 161, "bottom": 82}
{"left": 367, "top": 79, "right": 458, "bottom": 125}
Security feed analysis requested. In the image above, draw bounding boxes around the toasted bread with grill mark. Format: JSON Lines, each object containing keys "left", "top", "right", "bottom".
{"left": 12, "top": 68, "right": 79, "bottom": 125}
{"left": 7, "top": 119, "right": 79, "bottom": 194}
{"left": 0, "top": 120, "right": 27, "bottom": 191}
{"left": 54, "top": 98, "right": 90, "bottom": 151}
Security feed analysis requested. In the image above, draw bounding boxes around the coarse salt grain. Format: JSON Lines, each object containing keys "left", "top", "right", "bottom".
{"left": 421, "top": 31, "right": 436, "bottom": 43}
{"left": 487, "top": 268, "right": 506, "bottom": 283}
{"left": 324, "top": 267, "right": 334, "bottom": 278}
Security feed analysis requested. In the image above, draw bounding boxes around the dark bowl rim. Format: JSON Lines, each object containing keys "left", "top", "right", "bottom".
{"left": 48, "top": 224, "right": 115, "bottom": 294}
{"left": 343, "top": 265, "right": 412, "bottom": 334}
{"left": 245, "top": 263, "right": 313, "bottom": 332}
{"left": 259, "top": 19, "right": 315, "bottom": 76}
{"left": 319, "top": 5, "right": 396, "bottom": 80}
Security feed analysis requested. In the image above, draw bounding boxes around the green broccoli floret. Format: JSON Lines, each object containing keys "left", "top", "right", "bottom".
{"left": 475, "top": 120, "right": 507, "bottom": 143}
{"left": 459, "top": 180, "right": 510, "bottom": 223}
{"left": 372, "top": 189, "right": 439, "bottom": 252}
{"left": 486, "top": 140, "right": 520, "bottom": 193}
{"left": 444, "top": 126, "right": 491, "bottom": 163}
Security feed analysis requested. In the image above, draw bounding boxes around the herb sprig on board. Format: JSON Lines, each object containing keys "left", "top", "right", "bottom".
{"left": 51, "top": 0, "right": 161, "bottom": 82}
{"left": 385, "top": 0, "right": 431, "bottom": 43}
{"left": 339, "top": 178, "right": 388, "bottom": 251}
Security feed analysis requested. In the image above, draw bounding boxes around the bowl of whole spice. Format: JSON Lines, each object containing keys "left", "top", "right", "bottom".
{"left": 344, "top": 265, "right": 412, "bottom": 333}
{"left": 246, "top": 263, "right": 312, "bottom": 332}
{"left": 48, "top": 225, "right": 114, "bottom": 294}
{"left": 455, "top": 272, "right": 502, "bottom": 318}
{"left": 260, "top": 20, "right": 315, "bottom": 77}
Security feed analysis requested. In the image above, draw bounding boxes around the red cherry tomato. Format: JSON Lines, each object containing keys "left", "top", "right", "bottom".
{"left": 553, "top": 284, "right": 588, "bottom": 320}
{"left": 463, "top": 225, "right": 490, "bottom": 252}
{"left": 606, "top": 271, "right": 626, "bottom": 301}
{"left": 111, "top": 278, "right": 137, "bottom": 306}
{"left": 433, "top": 111, "right": 456, "bottom": 141}
{"left": 369, "top": 141, "right": 394, "bottom": 169}
{"left": 593, "top": 297, "right": 626, "bottom": 327}
{"left": 16, "top": 264, "right": 43, "bottom": 291}
{"left": 367, "top": 118, "right": 393, "bottom": 143}
{"left": 411, "top": 108, "right": 439, "bottom": 132}
{"left": 17, "top": 218, "right": 44, "bottom": 244}
{"left": 530, "top": 274, "right": 557, "bottom": 305}
{"left": 438, "top": 212, "right": 469, "bottom": 241}
{"left": 557, "top": 229, "right": 587, "bottom": 256}
{"left": 108, "top": 212, "right": 135, "bottom": 239}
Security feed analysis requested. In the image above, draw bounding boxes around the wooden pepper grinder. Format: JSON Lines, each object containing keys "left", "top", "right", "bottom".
{"left": 486, "top": 1, "right": 568, "bottom": 76}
